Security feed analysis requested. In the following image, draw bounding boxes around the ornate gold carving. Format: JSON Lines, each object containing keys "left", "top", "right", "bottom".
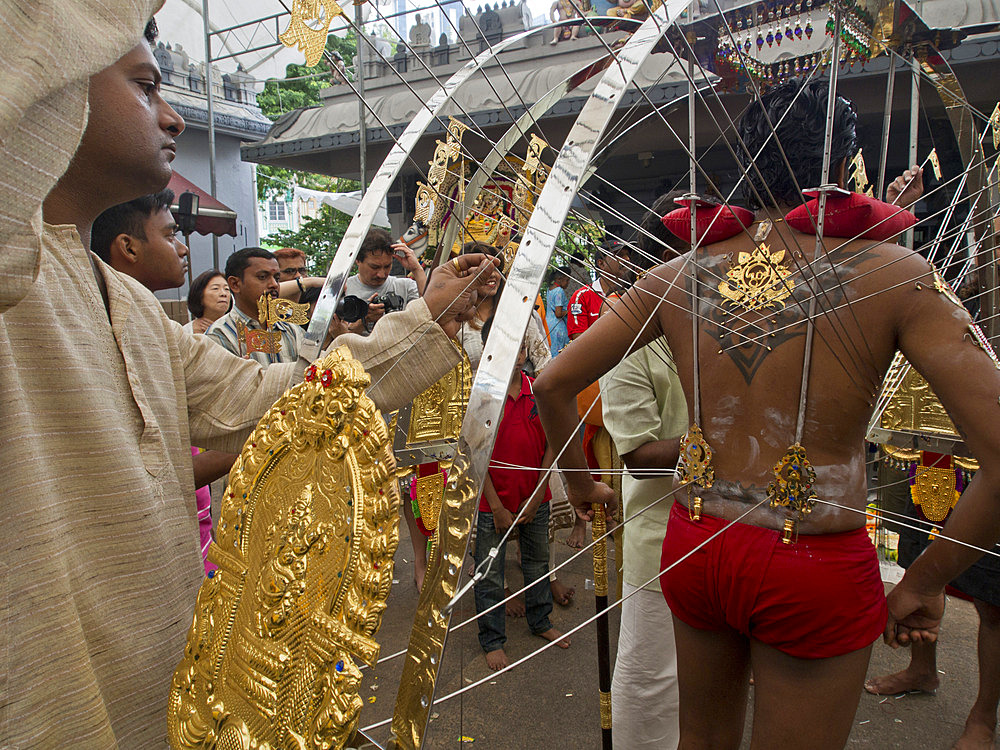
{"left": 879, "top": 355, "right": 963, "bottom": 437}
{"left": 599, "top": 690, "right": 612, "bottom": 730}
{"left": 849, "top": 149, "right": 869, "bottom": 194}
{"left": 677, "top": 424, "right": 715, "bottom": 489}
{"left": 279, "top": 0, "right": 345, "bottom": 67}
{"left": 167, "top": 347, "right": 399, "bottom": 750}
{"left": 245, "top": 328, "right": 282, "bottom": 355}
{"left": 766, "top": 443, "right": 818, "bottom": 516}
{"left": 405, "top": 349, "right": 472, "bottom": 446}
{"left": 928, "top": 147, "right": 943, "bottom": 180}
{"left": 413, "top": 472, "right": 445, "bottom": 534}
{"left": 718, "top": 243, "right": 793, "bottom": 312}
{"left": 591, "top": 505, "right": 609, "bottom": 598}
{"left": 911, "top": 465, "right": 959, "bottom": 523}
{"left": 991, "top": 102, "right": 1000, "bottom": 150}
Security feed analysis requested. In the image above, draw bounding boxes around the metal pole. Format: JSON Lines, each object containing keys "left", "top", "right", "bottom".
{"left": 202, "top": 0, "right": 220, "bottom": 269}
{"left": 904, "top": 56, "right": 919, "bottom": 249}
{"left": 591, "top": 505, "right": 613, "bottom": 750}
{"left": 875, "top": 57, "right": 896, "bottom": 199}
{"left": 355, "top": 4, "right": 368, "bottom": 195}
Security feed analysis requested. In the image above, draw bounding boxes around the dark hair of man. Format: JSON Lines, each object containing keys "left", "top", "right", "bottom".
{"left": 225, "top": 247, "right": 276, "bottom": 280}
{"left": 144, "top": 18, "right": 158, "bottom": 45}
{"left": 187, "top": 269, "right": 225, "bottom": 318}
{"left": 639, "top": 190, "right": 689, "bottom": 263}
{"left": 737, "top": 78, "right": 859, "bottom": 210}
{"left": 358, "top": 227, "right": 393, "bottom": 262}
{"left": 91, "top": 189, "right": 175, "bottom": 263}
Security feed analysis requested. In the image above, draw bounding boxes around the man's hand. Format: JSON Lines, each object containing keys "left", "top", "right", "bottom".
{"left": 424, "top": 254, "right": 501, "bottom": 338}
{"left": 493, "top": 506, "right": 515, "bottom": 534}
{"left": 884, "top": 573, "right": 945, "bottom": 648}
{"left": 886, "top": 164, "right": 924, "bottom": 208}
{"left": 393, "top": 242, "right": 421, "bottom": 272}
{"left": 326, "top": 313, "right": 364, "bottom": 342}
{"left": 567, "top": 478, "right": 617, "bottom": 522}
{"left": 365, "top": 293, "right": 386, "bottom": 327}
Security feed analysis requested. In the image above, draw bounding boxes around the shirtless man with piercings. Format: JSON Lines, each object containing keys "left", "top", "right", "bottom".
{"left": 535, "top": 79, "right": 1000, "bottom": 749}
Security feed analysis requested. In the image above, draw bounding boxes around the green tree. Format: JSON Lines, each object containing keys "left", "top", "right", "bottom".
{"left": 255, "top": 33, "right": 360, "bottom": 201}
{"left": 263, "top": 204, "right": 352, "bottom": 275}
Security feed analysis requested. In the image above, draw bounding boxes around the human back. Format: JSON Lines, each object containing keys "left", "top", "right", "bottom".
{"left": 645, "top": 227, "right": 930, "bottom": 534}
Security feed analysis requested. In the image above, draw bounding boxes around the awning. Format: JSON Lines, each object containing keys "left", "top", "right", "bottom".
{"left": 168, "top": 172, "right": 238, "bottom": 237}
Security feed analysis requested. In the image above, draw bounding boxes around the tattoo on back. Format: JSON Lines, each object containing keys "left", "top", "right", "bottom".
{"left": 691, "top": 245, "right": 878, "bottom": 386}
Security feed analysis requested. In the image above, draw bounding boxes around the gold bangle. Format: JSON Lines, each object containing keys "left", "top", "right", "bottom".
{"left": 451, "top": 257, "right": 462, "bottom": 273}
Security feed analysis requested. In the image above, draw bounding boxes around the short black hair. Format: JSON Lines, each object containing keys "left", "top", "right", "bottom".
{"left": 225, "top": 247, "right": 276, "bottom": 280}
{"left": 91, "top": 189, "right": 175, "bottom": 263}
{"left": 144, "top": 18, "right": 158, "bottom": 45}
{"left": 358, "top": 228, "right": 393, "bottom": 262}
{"left": 187, "top": 269, "right": 225, "bottom": 318}
{"left": 738, "top": 78, "right": 859, "bottom": 210}
{"left": 639, "top": 191, "right": 688, "bottom": 263}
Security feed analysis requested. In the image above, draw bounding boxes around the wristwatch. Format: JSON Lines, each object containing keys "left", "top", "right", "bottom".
{"left": 296, "top": 277, "right": 305, "bottom": 295}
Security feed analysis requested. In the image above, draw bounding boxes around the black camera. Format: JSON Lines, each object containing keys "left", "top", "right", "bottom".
{"left": 371, "top": 291, "right": 405, "bottom": 313}
{"left": 336, "top": 295, "right": 369, "bottom": 323}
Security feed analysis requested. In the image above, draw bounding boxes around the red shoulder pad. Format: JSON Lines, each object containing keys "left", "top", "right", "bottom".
{"left": 785, "top": 192, "right": 916, "bottom": 242}
{"left": 661, "top": 203, "right": 755, "bottom": 246}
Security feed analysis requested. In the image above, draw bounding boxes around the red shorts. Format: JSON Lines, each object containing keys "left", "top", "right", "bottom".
{"left": 660, "top": 502, "right": 887, "bottom": 659}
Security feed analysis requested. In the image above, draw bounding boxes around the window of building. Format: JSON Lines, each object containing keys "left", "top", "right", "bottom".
{"left": 268, "top": 201, "right": 287, "bottom": 222}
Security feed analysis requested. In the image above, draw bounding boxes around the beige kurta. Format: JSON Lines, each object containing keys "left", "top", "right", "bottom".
{"left": 0, "top": 3, "right": 459, "bottom": 746}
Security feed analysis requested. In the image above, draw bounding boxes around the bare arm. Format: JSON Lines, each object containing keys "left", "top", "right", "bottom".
{"left": 622, "top": 438, "right": 681, "bottom": 475}
{"left": 886, "top": 252, "right": 1000, "bottom": 644}
{"left": 394, "top": 242, "right": 427, "bottom": 295}
{"left": 278, "top": 276, "right": 324, "bottom": 302}
{"left": 192, "top": 450, "right": 238, "bottom": 487}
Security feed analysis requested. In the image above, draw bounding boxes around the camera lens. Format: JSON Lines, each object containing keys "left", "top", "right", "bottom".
{"left": 336, "top": 295, "right": 369, "bottom": 323}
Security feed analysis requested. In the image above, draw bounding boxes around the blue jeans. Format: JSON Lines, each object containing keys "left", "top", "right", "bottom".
{"left": 473, "top": 503, "right": 553, "bottom": 653}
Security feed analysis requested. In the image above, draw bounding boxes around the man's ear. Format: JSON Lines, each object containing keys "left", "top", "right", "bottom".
{"left": 110, "top": 234, "right": 138, "bottom": 267}
{"left": 227, "top": 274, "right": 242, "bottom": 295}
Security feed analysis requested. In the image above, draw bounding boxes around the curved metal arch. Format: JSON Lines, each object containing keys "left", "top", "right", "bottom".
{"left": 387, "top": 3, "right": 693, "bottom": 747}
{"left": 436, "top": 53, "right": 620, "bottom": 258}
{"left": 300, "top": 18, "right": 624, "bottom": 361}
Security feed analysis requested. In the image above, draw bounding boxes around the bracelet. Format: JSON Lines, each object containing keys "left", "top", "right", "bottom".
{"left": 296, "top": 277, "right": 305, "bottom": 295}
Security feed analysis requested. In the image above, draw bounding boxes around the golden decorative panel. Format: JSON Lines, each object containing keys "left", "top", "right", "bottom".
{"left": 406, "top": 349, "right": 472, "bottom": 446}
{"left": 167, "top": 347, "right": 399, "bottom": 750}
{"left": 879, "top": 355, "right": 961, "bottom": 437}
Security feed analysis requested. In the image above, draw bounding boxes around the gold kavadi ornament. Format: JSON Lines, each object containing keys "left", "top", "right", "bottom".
{"left": 718, "top": 243, "right": 793, "bottom": 312}
{"left": 167, "top": 347, "right": 399, "bottom": 750}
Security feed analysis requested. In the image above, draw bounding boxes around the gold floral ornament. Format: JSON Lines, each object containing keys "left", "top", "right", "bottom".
{"left": 718, "top": 243, "right": 793, "bottom": 312}
{"left": 167, "top": 346, "right": 399, "bottom": 750}
{"left": 766, "top": 443, "right": 818, "bottom": 517}
{"left": 677, "top": 425, "right": 715, "bottom": 489}
{"left": 280, "top": 0, "right": 346, "bottom": 67}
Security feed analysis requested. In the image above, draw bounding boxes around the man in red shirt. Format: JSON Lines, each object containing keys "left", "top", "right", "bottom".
{"left": 567, "top": 239, "right": 632, "bottom": 339}
{"left": 474, "top": 328, "right": 571, "bottom": 670}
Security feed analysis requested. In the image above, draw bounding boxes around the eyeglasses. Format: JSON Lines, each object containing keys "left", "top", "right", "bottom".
{"left": 280, "top": 266, "right": 307, "bottom": 277}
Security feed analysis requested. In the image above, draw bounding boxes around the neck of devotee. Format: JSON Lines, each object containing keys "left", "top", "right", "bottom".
{"left": 235, "top": 296, "right": 259, "bottom": 321}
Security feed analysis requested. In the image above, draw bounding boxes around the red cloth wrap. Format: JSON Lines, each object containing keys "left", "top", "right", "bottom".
{"left": 661, "top": 203, "right": 755, "bottom": 246}
{"left": 785, "top": 192, "right": 916, "bottom": 241}
{"left": 660, "top": 503, "right": 887, "bottom": 659}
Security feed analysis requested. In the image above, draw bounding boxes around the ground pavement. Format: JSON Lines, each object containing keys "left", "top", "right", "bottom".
{"left": 353, "top": 522, "right": 985, "bottom": 748}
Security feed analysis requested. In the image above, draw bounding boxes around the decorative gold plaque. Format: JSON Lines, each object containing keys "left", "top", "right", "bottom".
{"left": 167, "top": 347, "right": 399, "bottom": 750}
{"left": 718, "top": 243, "right": 793, "bottom": 312}
{"left": 405, "top": 349, "right": 471, "bottom": 446}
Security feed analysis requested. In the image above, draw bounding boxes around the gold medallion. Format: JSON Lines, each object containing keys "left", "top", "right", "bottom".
{"left": 718, "top": 243, "right": 793, "bottom": 312}
{"left": 167, "top": 347, "right": 398, "bottom": 750}
{"left": 677, "top": 424, "right": 715, "bottom": 489}
{"left": 766, "top": 443, "right": 818, "bottom": 516}
{"left": 911, "top": 465, "right": 958, "bottom": 523}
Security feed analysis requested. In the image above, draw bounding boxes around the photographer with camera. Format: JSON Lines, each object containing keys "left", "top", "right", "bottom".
{"left": 343, "top": 228, "right": 425, "bottom": 335}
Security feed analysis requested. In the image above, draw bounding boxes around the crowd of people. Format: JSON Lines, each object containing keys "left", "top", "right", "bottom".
{"left": 5, "top": 2, "right": 1000, "bottom": 750}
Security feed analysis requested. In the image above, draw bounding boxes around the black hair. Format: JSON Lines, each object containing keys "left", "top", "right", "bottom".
{"left": 480, "top": 311, "right": 494, "bottom": 345}
{"left": 187, "top": 269, "right": 225, "bottom": 318}
{"left": 737, "top": 78, "right": 859, "bottom": 210}
{"left": 358, "top": 227, "right": 393, "bottom": 262}
{"left": 144, "top": 19, "right": 158, "bottom": 45}
{"left": 91, "top": 189, "right": 175, "bottom": 263}
{"left": 639, "top": 191, "right": 688, "bottom": 263}
{"left": 225, "top": 247, "right": 276, "bottom": 280}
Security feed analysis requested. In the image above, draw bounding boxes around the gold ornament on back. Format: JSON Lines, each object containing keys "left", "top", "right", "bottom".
{"left": 718, "top": 243, "right": 793, "bottom": 312}
{"left": 166, "top": 347, "right": 398, "bottom": 750}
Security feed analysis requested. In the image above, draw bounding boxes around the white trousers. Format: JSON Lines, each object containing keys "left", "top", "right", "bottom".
{"left": 612, "top": 581, "right": 679, "bottom": 749}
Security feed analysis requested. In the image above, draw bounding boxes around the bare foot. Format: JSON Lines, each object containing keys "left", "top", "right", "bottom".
{"left": 485, "top": 649, "right": 509, "bottom": 671}
{"left": 952, "top": 711, "right": 997, "bottom": 749}
{"left": 566, "top": 518, "right": 587, "bottom": 549}
{"left": 864, "top": 668, "right": 939, "bottom": 696}
{"left": 537, "top": 628, "right": 570, "bottom": 648}
{"left": 505, "top": 587, "right": 525, "bottom": 617}
{"left": 551, "top": 579, "right": 575, "bottom": 606}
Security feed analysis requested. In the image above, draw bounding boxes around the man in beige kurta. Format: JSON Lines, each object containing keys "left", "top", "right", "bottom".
{"left": 0, "top": 2, "right": 490, "bottom": 746}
